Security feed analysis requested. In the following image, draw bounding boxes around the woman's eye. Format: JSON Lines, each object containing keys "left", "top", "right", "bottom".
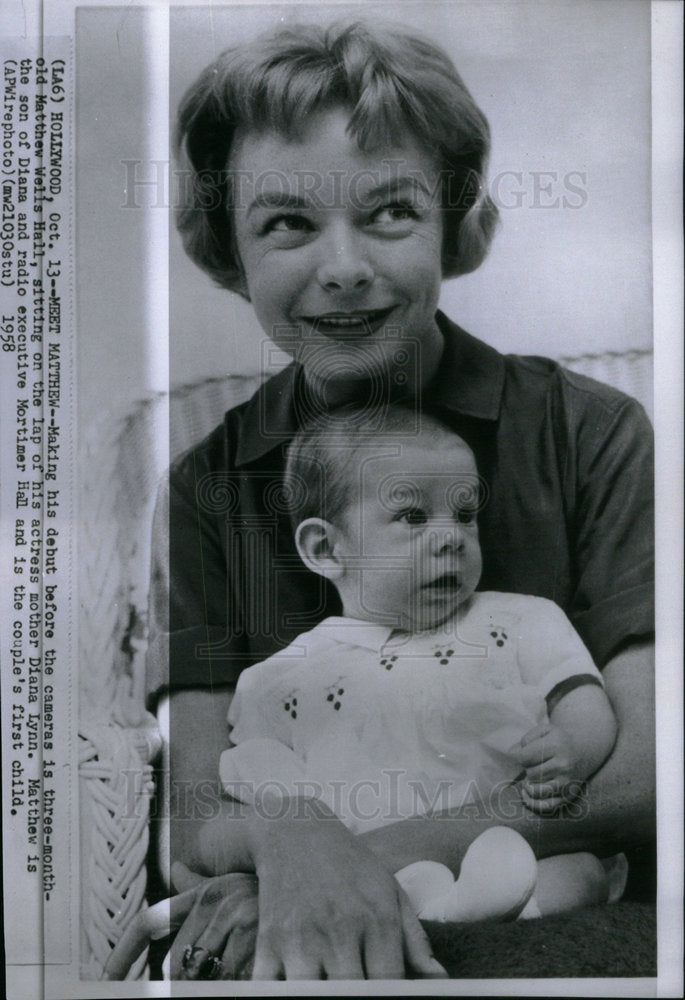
{"left": 373, "top": 203, "right": 419, "bottom": 225}
{"left": 265, "top": 214, "right": 313, "bottom": 234}
{"left": 399, "top": 507, "right": 428, "bottom": 526}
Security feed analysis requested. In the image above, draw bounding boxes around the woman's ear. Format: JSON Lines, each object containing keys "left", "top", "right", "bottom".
{"left": 295, "top": 518, "right": 344, "bottom": 581}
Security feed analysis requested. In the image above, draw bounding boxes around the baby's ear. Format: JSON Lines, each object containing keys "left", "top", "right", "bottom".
{"left": 295, "top": 518, "right": 343, "bottom": 581}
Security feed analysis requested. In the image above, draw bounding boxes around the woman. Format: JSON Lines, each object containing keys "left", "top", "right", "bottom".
{"left": 145, "top": 21, "right": 654, "bottom": 981}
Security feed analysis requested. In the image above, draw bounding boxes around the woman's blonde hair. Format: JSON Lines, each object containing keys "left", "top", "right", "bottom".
{"left": 176, "top": 21, "right": 499, "bottom": 294}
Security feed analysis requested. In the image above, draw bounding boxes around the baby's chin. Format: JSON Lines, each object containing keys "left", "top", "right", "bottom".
{"left": 405, "top": 607, "right": 461, "bottom": 633}
{"left": 406, "top": 591, "right": 476, "bottom": 632}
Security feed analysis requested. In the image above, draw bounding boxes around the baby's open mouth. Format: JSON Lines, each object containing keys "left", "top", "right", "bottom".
{"left": 423, "top": 573, "right": 461, "bottom": 593}
{"left": 305, "top": 307, "right": 395, "bottom": 336}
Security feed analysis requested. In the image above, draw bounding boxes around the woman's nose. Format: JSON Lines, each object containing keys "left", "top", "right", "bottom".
{"left": 316, "top": 229, "right": 374, "bottom": 292}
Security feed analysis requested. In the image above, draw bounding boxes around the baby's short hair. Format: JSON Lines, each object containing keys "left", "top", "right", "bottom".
{"left": 284, "top": 404, "right": 476, "bottom": 531}
{"left": 175, "top": 20, "right": 499, "bottom": 292}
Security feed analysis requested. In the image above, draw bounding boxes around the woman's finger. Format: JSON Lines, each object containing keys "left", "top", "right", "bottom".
{"left": 103, "top": 887, "right": 204, "bottom": 979}
{"left": 167, "top": 880, "right": 229, "bottom": 978}
{"left": 203, "top": 876, "right": 258, "bottom": 980}
{"left": 398, "top": 891, "right": 448, "bottom": 979}
{"left": 171, "top": 860, "right": 206, "bottom": 893}
{"left": 360, "top": 921, "right": 404, "bottom": 979}
{"left": 220, "top": 918, "right": 259, "bottom": 980}
{"left": 177, "top": 943, "right": 224, "bottom": 981}
{"left": 251, "top": 937, "right": 283, "bottom": 981}
{"left": 306, "top": 928, "right": 364, "bottom": 980}
{"left": 256, "top": 925, "right": 328, "bottom": 980}
{"left": 282, "top": 947, "right": 326, "bottom": 981}
{"left": 179, "top": 894, "right": 249, "bottom": 980}
{"left": 169, "top": 873, "right": 259, "bottom": 980}
{"left": 321, "top": 950, "right": 365, "bottom": 981}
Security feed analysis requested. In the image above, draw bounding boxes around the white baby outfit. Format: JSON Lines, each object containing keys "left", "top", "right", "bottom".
{"left": 222, "top": 592, "right": 603, "bottom": 834}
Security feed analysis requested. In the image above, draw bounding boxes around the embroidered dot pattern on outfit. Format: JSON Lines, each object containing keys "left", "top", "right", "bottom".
{"left": 325, "top": 680, "right": 346, "bottom": 711}
{"left": 433, "top": 647, "right": 456, "bottom": 666}
{"left": 489, "top": 628, "right": 508, "bottom": 648}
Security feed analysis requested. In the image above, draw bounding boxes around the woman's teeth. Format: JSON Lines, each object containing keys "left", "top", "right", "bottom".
{"left": 319, "top": 315, "right": 370, "bottom": 327}
{"left": 309, "top": 308, "right": 392, "bottom": 332}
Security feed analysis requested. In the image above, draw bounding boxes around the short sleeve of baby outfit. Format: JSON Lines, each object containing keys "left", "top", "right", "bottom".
{"left": 227, "top": 656, "right": 293, "bottom": 747}
{"left": 222, "top": 658, "right": 310, "bottom": 802}
{"left": 514, "top": 596, "right": 603, "bottom": 706}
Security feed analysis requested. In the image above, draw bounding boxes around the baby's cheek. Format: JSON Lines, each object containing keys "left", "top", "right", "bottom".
{"left": 466, "top": 541, "right": 483, "bottom": 579}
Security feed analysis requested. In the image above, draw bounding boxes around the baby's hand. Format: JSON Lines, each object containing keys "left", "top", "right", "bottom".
{"left": 509, "top": 722, "right": 585, "bottom": 814}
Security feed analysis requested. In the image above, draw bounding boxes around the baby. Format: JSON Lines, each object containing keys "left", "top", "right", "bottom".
{"left": 221, "top": 404, "right": 627, "bottom": 921}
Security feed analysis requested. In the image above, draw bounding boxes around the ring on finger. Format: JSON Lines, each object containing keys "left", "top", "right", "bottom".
{"left": 182, "top": 944, "right": 223, "bottom": 978}
{"left": 205, "top": 955, "right": 224, "bottom": 979}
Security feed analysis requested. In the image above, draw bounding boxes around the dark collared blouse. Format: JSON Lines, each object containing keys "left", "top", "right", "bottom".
{"left": 146, "top": 314, "right": 654, "bottom": 704}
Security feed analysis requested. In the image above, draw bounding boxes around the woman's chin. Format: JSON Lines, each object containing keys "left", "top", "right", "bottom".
{"left": 301, "top": 365, "right": 420, "bottom": 408}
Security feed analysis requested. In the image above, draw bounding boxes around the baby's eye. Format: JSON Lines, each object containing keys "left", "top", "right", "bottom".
{"left": 455, "top": 508, "right": 477, "bottom": 525}
{"left": 372, "top": 202, "right": 419, "bottom": 225}
{"left": 398, "top": 507, "right": 428, "bottom": 526}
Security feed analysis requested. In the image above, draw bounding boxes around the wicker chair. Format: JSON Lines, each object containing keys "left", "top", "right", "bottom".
{"left": 78, "top": 348, "right": 653, "bottom": 979}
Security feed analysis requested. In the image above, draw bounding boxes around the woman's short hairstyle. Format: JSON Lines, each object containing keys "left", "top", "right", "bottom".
{"left": 284, "top": 403, "right": 479, "bottom": 533}
{"left": 176, "top": 21, "right": 499, "bottom": 293}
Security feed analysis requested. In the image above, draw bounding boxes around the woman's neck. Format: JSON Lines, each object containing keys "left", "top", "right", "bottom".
{"left": 301, "top": 324, "right": 444, "bottom": 410}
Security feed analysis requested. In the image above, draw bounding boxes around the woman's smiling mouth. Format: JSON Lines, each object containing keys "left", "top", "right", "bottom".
{"left": 303, "top": 306, "right": 396, "bottom": 336}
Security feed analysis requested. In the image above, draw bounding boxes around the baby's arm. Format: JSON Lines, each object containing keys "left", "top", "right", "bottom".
{"left": 511, "top": 683, "right": 617, "bottom": 814}
{"left": 509, "top": 596, "right": 618, "bottom": 815}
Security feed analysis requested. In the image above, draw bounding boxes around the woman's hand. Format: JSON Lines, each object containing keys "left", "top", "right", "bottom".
{"left": 240, "top": 797, "right": 447, "bottom": 980}
{"left": 102, "top": 866, "right": 257, "bottom": 981}
{"left": 168, "top": 863, "right": 258, "bottom": 980}
{"left": 196, "top": 798, "right": 446, "bottom": 980}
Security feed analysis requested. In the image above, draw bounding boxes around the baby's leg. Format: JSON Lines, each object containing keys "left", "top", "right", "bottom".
{"left": 397, "top": 827, "right": 538, "bottom": 923}
{"left": 524, "top": 852, "right": 628, "bottom": 917}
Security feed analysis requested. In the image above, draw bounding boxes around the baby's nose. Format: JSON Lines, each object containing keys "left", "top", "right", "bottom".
{"left": 428, "top": 522, "right": 464, "bottom": 555}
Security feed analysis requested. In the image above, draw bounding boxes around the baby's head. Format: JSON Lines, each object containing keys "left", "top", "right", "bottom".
{"left": 285, "top": 404, "right": 483, "bottom": 630}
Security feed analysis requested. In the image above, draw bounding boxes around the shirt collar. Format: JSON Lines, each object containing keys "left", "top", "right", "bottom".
{"left": 317, "top": 617, "right": 395, "bottom": 651}
{"left": 234, "top": 311, "right": 505, "bottom": 467}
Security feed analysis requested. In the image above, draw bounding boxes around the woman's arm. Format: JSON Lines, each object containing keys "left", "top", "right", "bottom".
{"left": 358, "top": 640, "right": 655, "bottom": 872}
{"left": 166, "top": 644, "right": 655, "bottom": 888}
{"left": 160, "top": 685, "right": 446, "bottom": 979}
{"left": 161, "top": 687, "right": 246, "bottom": 874}
{"left": 145, "top": 642, "right": 651, "bottom": 980}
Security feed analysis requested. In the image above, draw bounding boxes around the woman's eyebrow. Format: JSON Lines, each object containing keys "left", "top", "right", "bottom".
{"left": 364, "top": 175, "right": 439, "bottom": 203}
{"left": 246, "top": 193, "right": 309, "bottom": 217}
{"left": 245, "top": 175, "right": 438, "bottom": 217}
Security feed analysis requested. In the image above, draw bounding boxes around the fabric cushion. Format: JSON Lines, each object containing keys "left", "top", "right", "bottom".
{"left": 425, "top": 901, "right": 656, "bottom": 978}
